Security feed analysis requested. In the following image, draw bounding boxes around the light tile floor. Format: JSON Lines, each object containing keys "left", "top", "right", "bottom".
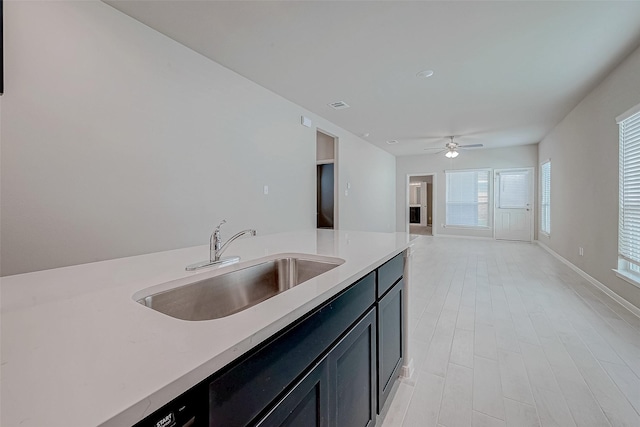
{"left": 382, "top": 236, "right": 640, "bottom": 427}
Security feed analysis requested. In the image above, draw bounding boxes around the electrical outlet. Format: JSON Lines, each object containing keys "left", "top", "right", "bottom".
{"left": 579, "top": 247, "right": 584, "bottom": 256}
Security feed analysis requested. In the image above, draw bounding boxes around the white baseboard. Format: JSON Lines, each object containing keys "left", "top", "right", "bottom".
{"left": 435, "top": 234, "right": 493, "bottom": 241}
{"left": 536, "top": 241, "right": 640, "bottom": 319}
{"left": 400, "top": 358, "right": 415, "bottom": 380}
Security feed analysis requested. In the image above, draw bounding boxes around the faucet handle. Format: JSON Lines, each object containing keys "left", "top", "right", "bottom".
{"left": 214, "top": 219, "right": 227, "bottom": 234}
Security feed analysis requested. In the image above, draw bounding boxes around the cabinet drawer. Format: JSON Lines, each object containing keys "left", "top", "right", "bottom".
{"left": 377, "top": 252, "right": 404, "bottom": 298}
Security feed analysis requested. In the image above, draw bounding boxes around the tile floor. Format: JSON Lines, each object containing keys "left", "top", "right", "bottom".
{"left": 381, "top": 236, "right": 640, "bottom": 427}
{"left": 410, "top": 225, "right": 433, "bottom": 236}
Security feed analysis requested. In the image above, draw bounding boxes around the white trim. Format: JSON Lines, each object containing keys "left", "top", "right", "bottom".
{"left": 614, "top": 269, "right": 640, "bottom": 290}
{"left": 443, "top": 225, "right": 491, "bottom": 231}
{"left": 400, "top": 358, "right": 414, "bottom": 380}
{"left": 316, "top": 159, "right": 334, "bottom": 165}
{"left": 436, "top": 234, "right": 494, "bottom": 241}
{"left": 539, "top": 160, "right": 551, "bottom": 236}
{"left": 537, "top": 241, "right": 640, "bottom": 319}
{"left": 616, "top": 102, "right": 640, "bottom": 124}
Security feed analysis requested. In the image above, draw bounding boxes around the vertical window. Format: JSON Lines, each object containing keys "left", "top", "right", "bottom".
{"left": 445, "top": 169, "right": 490, "bottom": 227}
{"left": 618, "top": 103, "right": 640, "bottom": 280}
{"left": 540, "top": 161, "right": 551, "bottom": 235}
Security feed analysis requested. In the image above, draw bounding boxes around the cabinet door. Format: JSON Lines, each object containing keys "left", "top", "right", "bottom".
{"left": 255, "top": 359, "right": 329, "bottom": 427}
{"left": 377, "top": 278, "right": 404, "bottom": 412}
{"left": 328, "top": 308, "right": 377, "bottom": 427}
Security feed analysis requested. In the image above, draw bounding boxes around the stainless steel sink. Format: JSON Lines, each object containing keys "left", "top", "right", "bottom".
{"left": 136, "top": 255, "right": 344, "bottom": 321}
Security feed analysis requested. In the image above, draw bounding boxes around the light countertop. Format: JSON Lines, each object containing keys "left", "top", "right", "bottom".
{"left": 1, "top": 229, "right": 414, "bottom": 427}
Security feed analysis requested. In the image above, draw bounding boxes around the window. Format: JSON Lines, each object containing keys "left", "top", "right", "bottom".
{"left": 617, "top": 103, "right": 640, "bottom": 286}
{"left": 445, "top": 169, "right": 490, "bottom": 227}
{"left": 540, "top": 161, "right": 551, "bottom": 235}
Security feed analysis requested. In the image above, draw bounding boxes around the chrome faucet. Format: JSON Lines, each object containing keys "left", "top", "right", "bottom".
{"left": 186, "top": 220, "right": 257, "bottom": 271}
{"left": 211, "top": 221, "right": 257, "bottom": 261}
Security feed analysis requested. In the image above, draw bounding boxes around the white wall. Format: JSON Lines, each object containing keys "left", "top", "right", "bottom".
{"left": 396, "top": 145, "right": 538, "bottom": 237}
{"left": 0, "top": 1, "right": 395, "bottom": 276}
{"left": 538, "top": 44, "right": 640, "bottom": 309}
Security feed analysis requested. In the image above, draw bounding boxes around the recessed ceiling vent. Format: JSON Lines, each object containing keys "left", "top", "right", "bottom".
{"left": 328, "top": 101, "right": 350, "bottom": 110}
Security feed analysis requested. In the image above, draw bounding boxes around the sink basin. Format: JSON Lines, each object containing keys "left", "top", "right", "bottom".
{"left": 136, "top": 254, "right": 345, "bottom": 321}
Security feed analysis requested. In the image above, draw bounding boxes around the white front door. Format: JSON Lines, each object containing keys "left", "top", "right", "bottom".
{"left": 494, "top": 168, "right": 533, "bottom": 241}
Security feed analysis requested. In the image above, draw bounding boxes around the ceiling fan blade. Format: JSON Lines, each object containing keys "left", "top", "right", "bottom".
{"left": 458, "top": 144, "right": 484, "bottom": 149}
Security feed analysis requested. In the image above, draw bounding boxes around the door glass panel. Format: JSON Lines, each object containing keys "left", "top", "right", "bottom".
{"left": 498, "top": 171, "right": 529, "bottom": 208}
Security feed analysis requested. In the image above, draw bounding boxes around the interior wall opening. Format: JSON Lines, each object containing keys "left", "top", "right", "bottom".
{"left": 316, "top": 130, "right": 338, "bottom": 229}
{"left": 407, "top": 174, "right": 435, "bottom": 236}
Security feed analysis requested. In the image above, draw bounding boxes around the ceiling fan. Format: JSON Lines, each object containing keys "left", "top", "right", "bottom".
{"left": 423, "top": 136, "right": 484, "bottom": 158}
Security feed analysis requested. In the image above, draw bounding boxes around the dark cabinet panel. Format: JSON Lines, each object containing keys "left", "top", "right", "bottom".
{"left": 259, "top": 308, "right": 377, "bottom": 427}
{"left": 208, "top": 272, "right": 375, "bottom": 426}
{"left": 329, "top": 309, "right": 377, "bottom": 427}
{"left": 377, "top": 253, "right": 403, "bottom": 298}
{"left": 377, "top": 278, "right": 404, "bottom": 412}
{"left": 256, "top": 359, "right": 329, "bottom": 427}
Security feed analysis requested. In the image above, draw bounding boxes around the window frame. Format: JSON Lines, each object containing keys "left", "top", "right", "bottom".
{"left": 615, "top": 102, "right": 640, "bottom": 289}
{"left": 540, "top": 160, "right": 551, "bottom": 237}
{"left": 444, "top": 168, "right": 492, "bottom": 229}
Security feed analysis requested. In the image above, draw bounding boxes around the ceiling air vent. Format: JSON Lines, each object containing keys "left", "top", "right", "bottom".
{"left": 328, "top": 101, "right": 350, "bottom": 110}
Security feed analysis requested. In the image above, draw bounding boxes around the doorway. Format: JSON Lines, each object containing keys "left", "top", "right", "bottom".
{"left": 316, "top": 130, "right": 338, "bottom": 229}
{"left": 406, "top": 174, "right": 435, "bottom": 236}
{"left": 494, "top": 168, "right": 534, "bottom": 241}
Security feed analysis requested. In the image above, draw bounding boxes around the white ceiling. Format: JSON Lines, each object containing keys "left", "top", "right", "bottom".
{"left": 104, "top": 0, "right": 640, "bottom": 157}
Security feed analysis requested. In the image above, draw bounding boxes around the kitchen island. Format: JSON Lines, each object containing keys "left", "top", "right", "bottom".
{"left": 1, "top": 229, "right": 415, "bottom": 427}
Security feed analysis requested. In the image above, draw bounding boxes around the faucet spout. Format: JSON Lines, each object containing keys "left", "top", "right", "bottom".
{"left": 214, "top": 229, "right": 257, "bottom": 261}
{"left": 186, "top": 221, "right": 257, "bottom": 271}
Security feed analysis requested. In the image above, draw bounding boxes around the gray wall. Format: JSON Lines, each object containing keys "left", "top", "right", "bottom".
{"left": 0, "top": 1, "right": 396, "bottom": 276}
{"left": 538, "top": 44, "right": 640, "bottom": 309}
{"left": 396, "top": 145, "right": 539, "bottom": 237}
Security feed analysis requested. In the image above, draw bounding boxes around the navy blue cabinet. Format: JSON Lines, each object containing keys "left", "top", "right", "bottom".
{"left": 207, "top": 273, "right": 375, "bottom": 426}
{"left": 375, "top": 251, "right": 405, "bottom": 413}
{"left": 133, "top": 251, "right": 406, "bottom": 427}
{"left": 257, "top": 308, "right": 377, "bottom": 427}
{"left": 330, "top": 309, "right": 377, "bottom": 427}
{"left": 376, "top": 278, "right": 404, "bottom": 412}
{"left": 256, "top": 358, "right": 330, "bottom": 427}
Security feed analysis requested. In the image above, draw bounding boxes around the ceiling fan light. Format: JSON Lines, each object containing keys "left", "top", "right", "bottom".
{"left": 445, "top": 150, "right": 459, "bottom": 158}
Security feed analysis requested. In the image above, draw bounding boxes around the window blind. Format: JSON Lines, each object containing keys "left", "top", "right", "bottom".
{"left": 619, "top": 109, "right": 640, "bottom": 266}
{"left": 497, "top": 171, "right": 529, "bottom": 208}
{"left": 446, "top": 169, "right": 490, "bottom": 227}
{"left": 541, "top": 161, "right": 551, "bottom": 235}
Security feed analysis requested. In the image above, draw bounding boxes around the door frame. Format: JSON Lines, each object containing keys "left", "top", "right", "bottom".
{"left": 405, "top": 173, "right": 437, "bottom": 236}
{"left": 493, "top": 167, "right": 534, "bottom": 242}
{"left": 316, "top": 128, "right": 339, "bottom": 229}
